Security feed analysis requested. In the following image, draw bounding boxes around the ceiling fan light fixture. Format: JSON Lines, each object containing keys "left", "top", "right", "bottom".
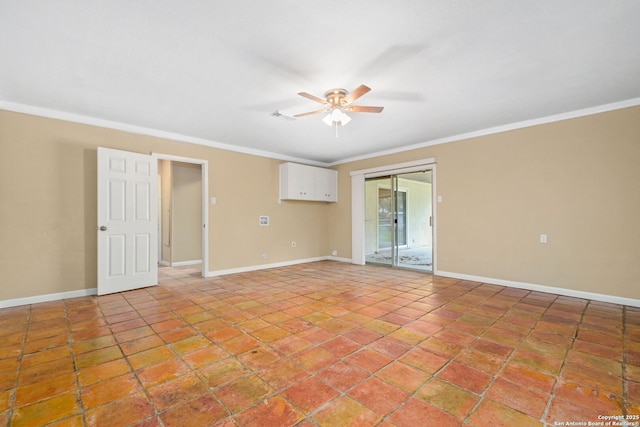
{"left": 322, "top": 109, "right": 351, "bottom": 126}
{"left": 293, "top": 84, "right": 383, "bottom": 129}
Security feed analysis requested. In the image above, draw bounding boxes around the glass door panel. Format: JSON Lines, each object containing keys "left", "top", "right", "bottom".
{"left": 395, "top": 189, "right": 407, "bottom": 247}
{"left": 395, "top": 171, "right": 432, "bottom": 271}
{"left": 365, "top": 176, "right": 393, "bottom": 266}
{"left": 365, "top": 170, "right": 433, "bottom": 272}
{"left": 377, "top": 187, "right": 393, "bottom": 250}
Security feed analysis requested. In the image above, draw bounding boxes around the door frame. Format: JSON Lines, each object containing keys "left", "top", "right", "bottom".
{"left": 152, "top": 153, "right": 209, "bottom": 277}
{"left": 351, "top": 158, "right": 437, "bottom": 271}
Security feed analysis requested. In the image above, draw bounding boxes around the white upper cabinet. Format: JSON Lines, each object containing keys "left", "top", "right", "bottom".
{"left": 279, "top": 162, "right": 315, "bottom": 200}
{"left": 279, "top": 162, "right": 338, "bottom": 202}
{"left": 314, "top": 167, "right": 338, "bottom": 202}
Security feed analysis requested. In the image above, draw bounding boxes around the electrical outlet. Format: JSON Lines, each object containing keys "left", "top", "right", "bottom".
{"left": 540, "top": 234, "right": 547, "bottom": 243}
{"left": 261, "top": 253, "right": 268, "bottom": 259}
{"left": 291, "top": 241, "right": 296, "bottom": 248}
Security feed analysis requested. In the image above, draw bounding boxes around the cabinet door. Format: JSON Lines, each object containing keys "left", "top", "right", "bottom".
{"left": 314, "top": 168, "right": 338, "bottom": 202}
{"left": 281, "top": 163, "right": 314, "bottom": 200}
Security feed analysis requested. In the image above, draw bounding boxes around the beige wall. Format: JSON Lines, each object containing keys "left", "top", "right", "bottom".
{"left": 0, "top": 110, "right": 331, "bottom": 301}
{"left": 328, "top": 106, "right": 640, "bottom": 299}
{"left": 2, "top": 106, "right": 639, "bottom": 302}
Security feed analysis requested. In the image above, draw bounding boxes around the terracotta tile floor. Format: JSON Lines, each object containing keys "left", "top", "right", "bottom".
{"left": 1, "top": 261, "right": 640, "bottom": 426}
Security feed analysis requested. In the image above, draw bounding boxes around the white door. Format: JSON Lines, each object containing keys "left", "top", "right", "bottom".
{"left": 97, "top": 147, "right": 158, "bottom": 295}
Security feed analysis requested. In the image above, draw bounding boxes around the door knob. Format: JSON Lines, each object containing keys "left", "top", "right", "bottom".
{"left": 98, "top": 226, "right": 107, "bottom": 231}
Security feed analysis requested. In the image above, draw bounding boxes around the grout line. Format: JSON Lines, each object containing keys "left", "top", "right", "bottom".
{"left": 64, "top": 298, "right": 87, "bottom": 426}
{"left": 6, "top": 262, "right": 638, "bottom": 426}
{"left": 5, "top": 305, "right": 31, "bottom": 426}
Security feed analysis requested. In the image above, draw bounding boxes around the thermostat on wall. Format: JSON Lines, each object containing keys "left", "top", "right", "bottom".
{"left": 259, "top": 216, "right": 269, "bottom": 226}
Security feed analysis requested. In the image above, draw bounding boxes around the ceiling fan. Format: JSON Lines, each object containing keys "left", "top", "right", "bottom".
{"left": 294, "top": 84, "right": 384, "bottom": 127}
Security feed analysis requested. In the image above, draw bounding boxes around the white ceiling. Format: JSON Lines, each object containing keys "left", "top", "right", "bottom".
{"left": 1, "top": 1, "right": 639, "bottom": 165}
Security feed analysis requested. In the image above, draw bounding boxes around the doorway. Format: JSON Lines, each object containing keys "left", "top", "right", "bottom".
{"left": 364, "top": 170, "right": 433, "bottom": 272}
{"left": 158, "top": 160, "right": 202, "bottom": 267}
{"left": 97, "top": 149, "right": 208, "bottom": 296}
{"left": 153, "top": 153, "right": 209, "bottom": 278}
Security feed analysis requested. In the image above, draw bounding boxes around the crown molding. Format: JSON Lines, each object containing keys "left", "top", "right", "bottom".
{"left": 0, "top": 100, "right": 330, "bottom": 167}
{"left": 329, "top": 97, "right": 640, "bottom": 166}
{"left": 3, "top": 97, "right": 639, "bottom": 168}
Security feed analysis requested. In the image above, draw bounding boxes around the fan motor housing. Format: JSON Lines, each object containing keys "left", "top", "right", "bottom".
{"left": 324, "top": 88, "right": 349, "bottom": 107}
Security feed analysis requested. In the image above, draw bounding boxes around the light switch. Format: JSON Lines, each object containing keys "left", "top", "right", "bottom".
{"left": 210, "top": 197, "right": 217, "bottom": 205}
{"left": 540, "top": 234, "right": 547, "bottom": 243}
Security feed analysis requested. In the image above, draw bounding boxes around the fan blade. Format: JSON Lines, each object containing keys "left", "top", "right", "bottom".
{"left": 297, "top": 92, "right": 328, "bottom": 105}
{"left": 347, "top": 105, "right": 384, "bottom": 113}
{"left": 343, "top": 85, "right": 371, "bottom": 105}
{"left": 294, "top": 109, "right": 327, "bottom": 118}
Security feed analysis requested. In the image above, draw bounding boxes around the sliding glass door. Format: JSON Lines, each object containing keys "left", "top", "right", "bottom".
{"left": 365, "top": 171, "right": 433, "bottom": 271}
{"left": 366, "top": 176, "right": 393, "bottom": 266}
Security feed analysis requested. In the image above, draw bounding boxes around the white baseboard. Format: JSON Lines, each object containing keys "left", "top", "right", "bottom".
{"left": 206, "top": 256, "right": 332, "bottom": 277}
{"left": 436, "top": 270, "right": 640, "bottom": 308}
{"left": 327, "top": 256, "right": 353, "bottom": 263}
{"left": 171, "top": 260, "right": 202, "bottom": 267}
{"left": 0, "top": 288, "right": 98, "bottom": 309}
{"left": 0, "top": 258, "right": 352, "bottom": 308}
{"left": 206, "top": 256, "right": 353, "bottom": 277}
{"left": 3, "top": 263, "right": 636, "bottom": 309}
